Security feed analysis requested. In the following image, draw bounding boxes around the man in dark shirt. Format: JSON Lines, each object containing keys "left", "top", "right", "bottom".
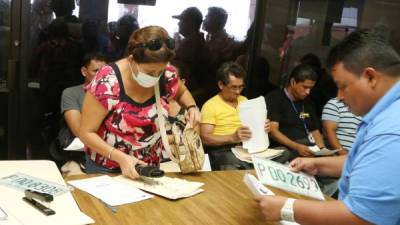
{"left": 266, "top": 64, "right": 325, "bottom": 159}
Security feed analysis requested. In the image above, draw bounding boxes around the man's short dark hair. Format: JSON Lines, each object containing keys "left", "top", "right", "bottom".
{"left": 327, "top": 27, "right": 400, "bottom": 77}
{"left": 208, "top": 7, "right": 228, "bottom": 30}
{"left": 217, "top": 62, "right": 246, "bottom": 85}
{"left": 287, "top": 63, "right": 318, "bottom": 85}
{"left": 82, "top": 52, "right": 107, "bottom": 67}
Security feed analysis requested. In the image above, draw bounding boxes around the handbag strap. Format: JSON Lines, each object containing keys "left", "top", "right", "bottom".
{"left": 154, "top": 83, "right": 181, "bottom": 163}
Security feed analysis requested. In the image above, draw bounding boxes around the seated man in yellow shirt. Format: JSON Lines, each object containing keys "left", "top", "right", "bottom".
{"left": 200, "top": 62, "right": 271, "bottom": 170}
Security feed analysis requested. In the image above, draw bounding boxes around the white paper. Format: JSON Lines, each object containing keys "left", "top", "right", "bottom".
{"left": 64, "top": 137, "right": 84, "bottom": 151}
{"left": 239, "top": 96, "right": 269, "bottom": 153}
{"left": 308, "top": 146, "right": 340, "bottom": 156}
{"left": 231, "top": 146, "right": 284, "bottom": 163}
{"left": 68, "top": 175, "right": 153, "bottom": 206}
{"left": 0, "top": 160, "right": 93, "bottom": 225}
{"left": 0, "top": 208, "right": 22, "bottom": 225}
{"left": 160, "top": 154, "right": 211, "bottom": 173}
{"left": 114, "top": 175, "right": 204, "bottom": 200}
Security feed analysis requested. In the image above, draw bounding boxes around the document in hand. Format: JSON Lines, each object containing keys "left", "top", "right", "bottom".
{"left": 114, "top": 175, "right": 204, "bottom": 200}
{"left": 308, "top": 146, "right": 340, "bottom": 156}
{"left": 231, "top": 146, "right": 284, "bottom": 163}
{"left": 239, "top": 96, "right": 269, "bottom": 153}
{"left": 67, "top": 175, "right": 153, "bottom": 206}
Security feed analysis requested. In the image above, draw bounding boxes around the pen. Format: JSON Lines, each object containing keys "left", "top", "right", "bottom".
{"left": 0, "top": 206, "right": 7, "bottom": 220}
{"left": 22, "top": 197, "right": 56, "bottom": 216}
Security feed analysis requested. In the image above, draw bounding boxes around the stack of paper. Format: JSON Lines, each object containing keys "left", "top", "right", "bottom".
{"left": 232, "top": 146, "right": 284, "bottom": 163}
{"left": 68, "top": 175, "right": 153, "bottom": 206}
{"left": 308, "top": 145, "right": 340, "bottom": 156}
{"left": 239, "top": 96, "right": 269, "bottom": 153}
{"left": 114, "top": 175, "right": 204, "bottom": 200}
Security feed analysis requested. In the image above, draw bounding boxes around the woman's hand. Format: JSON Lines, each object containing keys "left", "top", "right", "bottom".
{"left": 187, "top": 106, "right": 201, "bottom": 127}
{"left": 118, "top": 155, "right": 146, "bottom": 179}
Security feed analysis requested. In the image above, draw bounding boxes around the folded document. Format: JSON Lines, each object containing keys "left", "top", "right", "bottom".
{"left": 114, "top": 175, "right": 204, "bottom": 200}
{"left": 68, "top": 175, "right": 153, "bottom": 206}
{"left": 231, "top": 146, "right": 284, "bottom": 163}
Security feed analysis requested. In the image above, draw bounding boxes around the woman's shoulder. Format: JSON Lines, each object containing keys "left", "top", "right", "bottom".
{"left": 97, "top": 65, "right": 117, "bottom": 79}
{"left": 89, "top": 64, "right": 120, "bottom": 96}
{"left": 164, "top": 64, "right": 179, "bottom": 80}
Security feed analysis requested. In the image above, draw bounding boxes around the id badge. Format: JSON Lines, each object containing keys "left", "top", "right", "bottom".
{"left": 307, "top": 132, "right": 315, "bottom": 144}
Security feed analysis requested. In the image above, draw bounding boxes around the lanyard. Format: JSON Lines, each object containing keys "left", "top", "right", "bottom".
{"left": 283, "top": 88, "right": 310, "bottom": 136}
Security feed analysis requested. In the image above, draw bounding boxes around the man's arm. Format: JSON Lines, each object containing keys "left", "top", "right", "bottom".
{"left": 294, "top": 199, "right": 372, "bottom": 225}
{"left": 322, "top": 121, "right": 347, "bottom": 155}
{"left": 64, "top": 109, "right": 81, "bottom": 137}
{"left": 290, "top": 155, "right": 346, "bottom": 177}
{"left": 269, "top": 121, "right": 313, "bottom": 157}
{"left": 255, "top": 195, "right": 372, "bottom": 225}
{"left": 200, "top": 123, "right": 247, "bottom": 146}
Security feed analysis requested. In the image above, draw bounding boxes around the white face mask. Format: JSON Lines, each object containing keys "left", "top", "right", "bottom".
{"left": 128, "top": 62, "right": 161, "bottom": 88}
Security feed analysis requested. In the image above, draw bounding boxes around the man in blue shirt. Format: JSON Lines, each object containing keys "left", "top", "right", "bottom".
{"left": 254, "top": 28, "right": 400, "bottom": 224}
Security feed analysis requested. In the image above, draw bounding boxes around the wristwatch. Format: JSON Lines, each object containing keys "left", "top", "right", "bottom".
{"left": 280, "top": 198, "right": 296, "bottom": 222}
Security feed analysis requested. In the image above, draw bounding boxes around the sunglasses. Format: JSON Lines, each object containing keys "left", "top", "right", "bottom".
{"left": 133, "top": 38, "right": 175, "bottom": 51}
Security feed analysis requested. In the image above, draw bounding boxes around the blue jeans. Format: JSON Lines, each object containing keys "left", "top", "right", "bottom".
{"left": 85, "top": 154, "right": 121, "bottom": 174}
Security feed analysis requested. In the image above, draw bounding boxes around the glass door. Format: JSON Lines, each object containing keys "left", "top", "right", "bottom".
{"left": 0, "top": 0, "right": 11, "bottom": 159}
{"left": 0, "top": 0, "right": 31, "bottom": 159}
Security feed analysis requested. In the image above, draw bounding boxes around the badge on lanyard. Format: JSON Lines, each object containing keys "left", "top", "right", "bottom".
{"left": 307, "top": 132, "right": 315, "bottom": 144}
{"left": 299, "top": 112, "right": 309, "bottom": 119}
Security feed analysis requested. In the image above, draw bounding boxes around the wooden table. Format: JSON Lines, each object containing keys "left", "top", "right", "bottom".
{"left": 66, "top": 170, "right": 327, "bottom": 225}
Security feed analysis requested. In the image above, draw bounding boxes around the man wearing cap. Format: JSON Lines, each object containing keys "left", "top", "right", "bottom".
{"left": 172, "top": 7, "right": 210, "bottom": 99}
{"left": 203, "top": 7, "right": 238, "bottom": 69}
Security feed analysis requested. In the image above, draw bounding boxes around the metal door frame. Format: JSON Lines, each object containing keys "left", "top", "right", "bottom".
{"left": 7, "top": 0, "right": 30, "bottom": 159}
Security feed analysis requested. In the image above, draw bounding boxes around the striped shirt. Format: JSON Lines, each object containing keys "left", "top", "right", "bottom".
{"left": 321, "top": 98, "right": 362, "bottom": 150}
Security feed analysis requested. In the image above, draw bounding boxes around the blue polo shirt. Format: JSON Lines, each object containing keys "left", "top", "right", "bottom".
{"left": 338, "top": 81, "right": 400, "bottom": 225}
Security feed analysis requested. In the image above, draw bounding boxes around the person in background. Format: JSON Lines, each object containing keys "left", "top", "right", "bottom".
{"left": 302, "top": 53, "right": 337, "bottom": 118}
{"left": 51, "top": 52, "right": 106, "bottom": 170}
{"left": 58, "top": 52, "right": 107, "bottom": 146}
{"left": 255, "top": 27, "right": 400, "bottom": 225}
{"left": 266, "top": 63, "right": 324, "bottom": 159}
{"left": 171, "top": 7, "right": 212, "bottom": 107}
{"left": 200, "top": 62, "right": 272, "bottom": 170}
{"left": 203, "top": 7, "right": 237, "bottom": 70}
{"left": 79, "top": 26, "right": 200, "bottom": 179}
{"left": 106, "top": 14, "right": 139, "bottom": 62}
{"left": 321, "top": 97, "right": 362, "bottom": 155}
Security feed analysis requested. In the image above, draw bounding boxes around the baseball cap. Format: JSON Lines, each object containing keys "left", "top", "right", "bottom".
{"left": 172, "top": 7, "right": 203, "bottom": 25}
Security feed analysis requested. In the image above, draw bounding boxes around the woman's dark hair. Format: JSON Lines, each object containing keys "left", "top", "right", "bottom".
{"left": 288, "top": 63, "right": 318, "bottom": 84}
{"left": 127, "top": 26, "right": 175, "bottom": 63}
{"left": 216, "top": 62, "right": 246, "bottom": 85}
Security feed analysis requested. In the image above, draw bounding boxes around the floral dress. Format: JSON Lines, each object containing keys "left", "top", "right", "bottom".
{"left": 86, "top": 63, "right": 179, "bottom": 169}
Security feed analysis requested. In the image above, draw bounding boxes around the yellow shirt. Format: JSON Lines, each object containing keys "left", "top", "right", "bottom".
{"left": 201, "top": 95, "right": 248, "bottom": 135}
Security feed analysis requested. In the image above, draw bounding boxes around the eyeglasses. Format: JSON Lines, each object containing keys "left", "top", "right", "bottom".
{"left": 133, "top": 38, "right": 175, "bottom": 51}
{"left": 226, "top": 85, "right": 245, "bottom": 92}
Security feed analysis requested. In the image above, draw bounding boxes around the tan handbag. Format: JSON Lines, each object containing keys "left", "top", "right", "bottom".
{"left": 155, "top": 84, "right": 205, "bottom": 173}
